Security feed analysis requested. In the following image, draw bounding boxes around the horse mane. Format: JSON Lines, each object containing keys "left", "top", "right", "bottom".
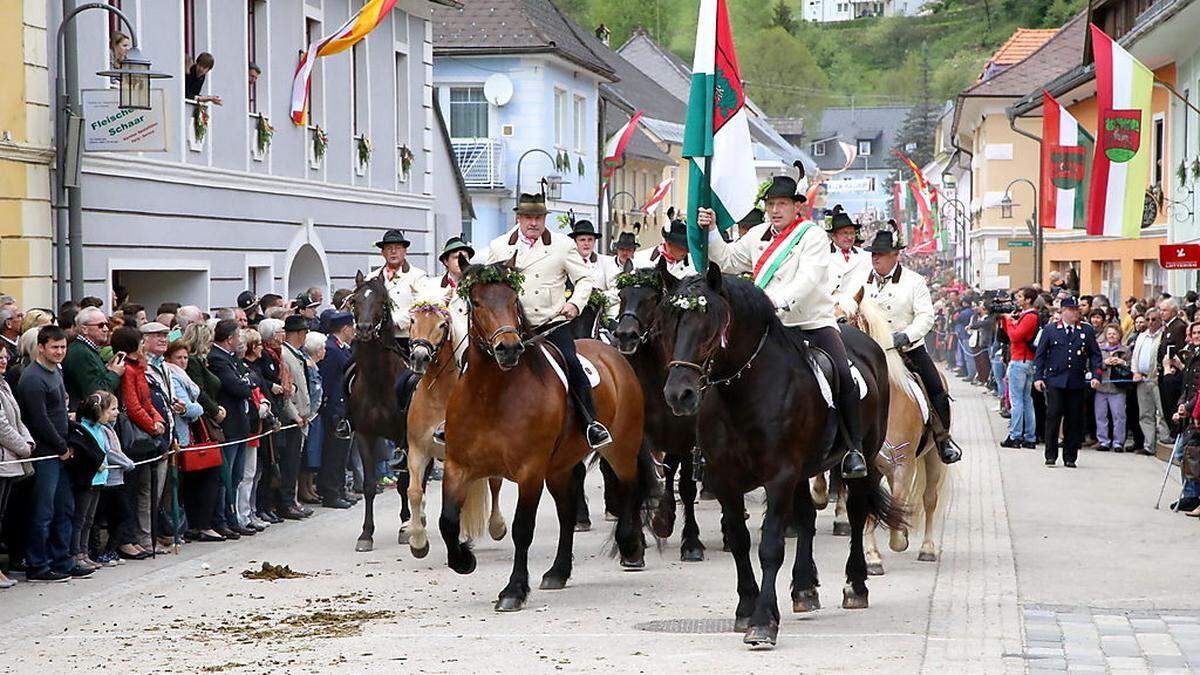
{"left": 666, "top": 271, "right": 785, "bottom": 356}
{"left": 856, "top": 294, "right": 915, "bottom": 401}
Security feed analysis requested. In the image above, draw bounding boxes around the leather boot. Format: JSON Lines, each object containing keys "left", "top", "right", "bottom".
{"left": 299, "top": 473, "right": 321, "bottom": 504}
{"left": 929, "top": 413, "right": 961, "bottom": 464}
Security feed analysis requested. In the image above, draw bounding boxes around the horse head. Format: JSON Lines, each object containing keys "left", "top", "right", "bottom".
{"left": 462, "top": 254, "right": 528, "bottom": 371}
{"left": 350, "top": 270, "right": 392, "bottom": 343}
{"left": 613, "top": 260, "right": 665, "bottom": 355}
{"left": 657, "top": 261, "right": 730, "bottom": 416}
{"left": 409, "top": 300, "right": 452, "bottom": 375}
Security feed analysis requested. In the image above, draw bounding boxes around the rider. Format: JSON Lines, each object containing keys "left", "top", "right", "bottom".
{"left": 736, "top": 208, "right": 764, "bottom": 240}
{"left": 370, "top": 228, "right": 427, "bottom": 351}
{"left": 483, "top": 192, "right": 612, "bottom": 449}
{"left": 567, "top": 219, "right": 620, "bottom": 326}
{"left": 612, "top": 230, "right": 639, "bottom": 270}
{"left": 825, "top": 204, "right": 872, "bottom": 318}
{"left": 634, "top": 210, "right": 693, "bottom": 280}
{"left": 698, "top": 176, "right": 869, "bottom": 479}
{"left": 862, "top": 228, "right": 961, "bottom": 465}
{"left": 432, "top": 236, "right": 475, "bottom": 366}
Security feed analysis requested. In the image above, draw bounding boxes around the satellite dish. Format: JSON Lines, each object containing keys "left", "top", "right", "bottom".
{"left": 484, "top": 73, "right": 514, "bottom": 107}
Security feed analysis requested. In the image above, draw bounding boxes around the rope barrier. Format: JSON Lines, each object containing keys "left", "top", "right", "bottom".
{"left": 0, "top": 422, "right": 302, "bottom": 469}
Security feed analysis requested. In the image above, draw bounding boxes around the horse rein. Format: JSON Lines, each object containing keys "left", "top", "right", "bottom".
{"left": 668, "top": 323, "right": 770, "bottom": 391}
{"left": 616, "top": 310, "right": 658, "bottom": 347}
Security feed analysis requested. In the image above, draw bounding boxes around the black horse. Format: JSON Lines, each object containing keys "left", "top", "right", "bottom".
{"left": 611, "top": 265, "right": 705, "bottom": 561}
{"left": 566, "top": 290, "right": 618, "bottom": 531}
{"left": 657, "top": 262, "right": 903, "bottom": 648}
{"left": 345, "top": 270, "right": 414, "bottom": 552}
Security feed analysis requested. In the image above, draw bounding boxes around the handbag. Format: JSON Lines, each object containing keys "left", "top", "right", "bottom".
{"left": 116, "top": 410, "right": 161, "bottom": 461}
{"left": 180, "top": 416, "right": 224, "bottom": 472}
{"left": 1182, "top": 442, "right": 1200, "bottom": 482}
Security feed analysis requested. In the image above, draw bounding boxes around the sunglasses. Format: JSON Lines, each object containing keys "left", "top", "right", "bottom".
{"left": 84, "top": 322, "right": 110, "bottom": 329}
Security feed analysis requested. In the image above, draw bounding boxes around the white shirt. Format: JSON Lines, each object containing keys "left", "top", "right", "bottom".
{"left": 1133, "top": 329, "right": 1162, "bottom": 376}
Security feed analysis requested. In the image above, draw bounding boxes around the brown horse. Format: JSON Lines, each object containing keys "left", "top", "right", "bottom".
{"left": 405, "top": 301, "right": 507, "bottom": 558}
{"left": 438, "top": 259, "right": 654, "bottom": 612}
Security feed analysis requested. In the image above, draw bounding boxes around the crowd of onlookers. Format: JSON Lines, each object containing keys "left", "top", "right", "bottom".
{"left": 0, "top": 288, "right": 386, "bottom": 587}
{"left": 924, "top": 266, "right": 1200, "bottom": 514}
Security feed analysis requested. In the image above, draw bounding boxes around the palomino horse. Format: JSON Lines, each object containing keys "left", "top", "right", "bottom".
{"left": 852, "top": 295, "right": 950, "bottom": 574}
{"left": 439, "top": 259, "right": 654, "bottom": 612}
{"left": 658, "top": 263, "right": 903, "bottom": 648}
{"left": 345, "top": 270, "right": 413, "bottom": 552}
{"left": 405, "top": 300, "right": 507, "bottom": 558}
{"left": 611, "top": 265, "right": 706, "bottom": 562}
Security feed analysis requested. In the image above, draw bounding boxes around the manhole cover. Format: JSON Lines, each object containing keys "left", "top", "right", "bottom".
{"left": 634, "top": 618, "right": 736, "bottom": 634}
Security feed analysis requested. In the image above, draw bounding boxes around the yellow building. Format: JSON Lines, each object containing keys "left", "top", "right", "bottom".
{"left": 0, "top": 0, "right": 53, "bottom": 309}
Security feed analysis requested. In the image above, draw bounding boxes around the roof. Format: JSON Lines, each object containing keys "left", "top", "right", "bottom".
{"left": 960, "top": 13, "right": 1086, "bottom": 99}
{"left": 766, "top": 117, "right": 805, "bottom": 136}
{"left": 980, "top": 28, "right": 1059, "bottom": 78}
{"left": 806, "top": 106, "right": 911, "bottom": 171}
{"left": 430, "top": 0, "right": 616, "bottom": 80}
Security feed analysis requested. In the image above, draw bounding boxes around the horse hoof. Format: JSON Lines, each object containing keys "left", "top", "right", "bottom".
{"left": 832, "top": 521, "right": 851, "bottom": 537}
{"left": 680, "top": 546, "right": 705, "bottom": 563}
{"left": 784, "top": 524, "right": 800, "bottom": 538}
{"left": 494, "top": 596, "right": 525, "bottom": 612}
{"left": 842, "top": 585, "right": 869, "bottom": 610}
{"left": 866, "top": 561, "right": 885, "bottom": 576}
{"left": 889, "top": 532, "right": 909, "bottom": 553}
{"left": 620, "top": 556, "right": 645, "bottom": 570}
{"left": 355, "top": 539, "right": 373, "bottom": 552}
{"left": 539, "top": 575, "right": 567, "bottom": 590}
{"left": 410, "top": 540, "right": 430, "bottom": 559}
{"left": 812, "top": 492, "right": 830, "bottom": 511}
{"left": 917, "top": 550, "right": 938, "bottom": 562}
{"left": 398, "top": 529, "right": 411, "bottom": 545}
{"left": 489, "top": 522, "right": 508, "bottom": 541}
{"left": 574, "top": 520, "right": 592, "bottom": 533}
{"left": 792, "top": 588, "right": 821, "bottom": 613}
{"left": 651, "top": 513, "right": 675, "bottom": 539}
{"left": 733, "top": 616, "right": 750, "bottom": 633}
{"left": 449, "top": 552, "right": 476, "bottom": 576}
{"left": 743, "top": 623, "right": 778, "bottom": 649}
{"left": 604, "top": 512, "right": 618, "bottom": 522}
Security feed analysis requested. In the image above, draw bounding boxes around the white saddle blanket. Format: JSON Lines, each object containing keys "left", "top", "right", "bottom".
{"left": 903, "top": 371, "right": 931, "bottom": 423}
{"left": 808, "top": 358, "right": 868, "bottom": 408}
{"left": 539, "top": 344, "right": 601, "bottom": 392}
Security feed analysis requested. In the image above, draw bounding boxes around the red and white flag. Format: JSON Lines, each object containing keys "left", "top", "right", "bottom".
{"left": 642, "top": 177, "right": 674, "bottom": 215}
{"left": 603, "top": 111, "right": 644, "bottom": 178}
{"left": 1040, "top": 91, "right": 1093, "bottom": 230}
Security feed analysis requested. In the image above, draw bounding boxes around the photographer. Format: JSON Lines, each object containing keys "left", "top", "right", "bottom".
{"left": 1000, "top": 287, "right": 1040, "bottom": 449}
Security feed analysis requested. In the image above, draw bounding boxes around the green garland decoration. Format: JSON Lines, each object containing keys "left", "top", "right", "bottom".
{"left": 586, "top": 289, "right": 611, "bottom": 313}
{"left": 614, "top": 270, "right": 662, "bottom": 291}
{"left": 457, "top": 265, "right": 525, "bottom": 301}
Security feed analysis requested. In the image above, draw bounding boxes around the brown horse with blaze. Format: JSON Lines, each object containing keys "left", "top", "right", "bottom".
{"left": 438, "top": 257, "right": 654, "bottom": 612}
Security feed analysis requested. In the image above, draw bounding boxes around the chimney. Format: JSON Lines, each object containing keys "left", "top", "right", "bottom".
{"left": 595, "top": 23, "right": 611, "bottom": 46}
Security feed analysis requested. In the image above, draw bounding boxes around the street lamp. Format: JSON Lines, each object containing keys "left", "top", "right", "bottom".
{"left": 609, "top": 190, "right": 642, "bottom": 225}
{"left": 1001, "top": 178, "right": 1040, "bottom": 285}
{"left": 942, "top": 197, "right": 970, "bottom": 281}
{"left": 55, "top": 1, "right": 172, "bottom": 303}
{"left": 516, "top": 148, "right": 569, "bottom": 201}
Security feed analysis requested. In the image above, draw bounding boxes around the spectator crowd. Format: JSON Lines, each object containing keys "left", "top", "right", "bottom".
{"left": 0, "top": 287, "right": 384, "bottom": 587}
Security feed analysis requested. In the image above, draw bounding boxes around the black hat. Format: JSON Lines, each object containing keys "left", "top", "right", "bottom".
{"left": 662, "top": 217, "right": 689, "bottom": 248}
{"left": 825, "top": 204, "right": 858, "bottom": 231}
{"left": 739, "top": 208, "right": 764, "bottom": 227}
{"left": 567, "top": 220, "right": 599, "bottom": 239}
{"left": 374, "top": 229, "right": 411, "bottom": 249}
{"left": 438, "top": 236, "right": 475, "bottom": 263}
{"left": 325, "top": 310, "right": 354, "bottom": 330}
{"left": 614, "top": 231, "right": 639, "bottom": 250}
{"left": 762, "top": 175, "right": 807, "bottom": 203}
{"left": 236, "top": 290, "right": 258, "bottom": 311}
{"left": 864, "top": 228, "right": 906, "bottom": 254}
{"left": 294, "top": 293, "right": 316, "bottom": 310}
{"left": 283, "top": 314, "right": 310, "bottom": 332}
{"left": 1060, "top": 296, "right": 1079, "bottom": 309}
{"left": 513, "top": 192, "right": 548, "bottom": 216}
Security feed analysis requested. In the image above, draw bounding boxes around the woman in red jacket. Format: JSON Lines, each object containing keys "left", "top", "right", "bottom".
{"left": 111, "top": 327, "right": 166, "bottom": 556}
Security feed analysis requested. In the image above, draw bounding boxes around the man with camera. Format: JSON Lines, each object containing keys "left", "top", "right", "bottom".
{"left": 1000, "top": 287, "right": 1041, "bottom": 449}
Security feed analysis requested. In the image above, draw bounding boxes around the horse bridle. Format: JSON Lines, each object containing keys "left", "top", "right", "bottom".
{"left": 668, "top": 319, "right": 770, "bottom": 391}
{"left": 354, "top": 285, "right": 408, "bottom": 359}
{"left": 616, "top": 309, "right": 658, "bottom": 347}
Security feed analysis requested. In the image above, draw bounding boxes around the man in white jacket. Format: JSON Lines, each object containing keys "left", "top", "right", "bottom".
{"left": 697, "top": 175, "right": 868, "bottom": 478}
{"left": 825, "top": 205, "right": 872, "bottom": 317}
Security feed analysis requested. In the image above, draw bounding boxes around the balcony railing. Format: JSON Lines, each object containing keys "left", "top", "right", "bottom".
{"left": 452, "top": 138, "right": 505, "bottom": 189}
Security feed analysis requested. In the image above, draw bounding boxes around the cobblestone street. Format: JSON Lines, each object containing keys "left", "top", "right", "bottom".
{"left": 2, "top": 377, "right": 1199, "bottom": 673}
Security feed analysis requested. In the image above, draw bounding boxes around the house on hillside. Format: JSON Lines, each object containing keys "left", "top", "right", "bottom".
{"left": 799, "top": 106, "right": 912, "bottom": 225}
{"left": 801, "top": 0, "right": 934, "bottom": 23}
{"left": 1007, "top": 0, "right": 1193, "bottom": 298}
{"left": 978, "top": 28, "right": 1059, "bottom": 81}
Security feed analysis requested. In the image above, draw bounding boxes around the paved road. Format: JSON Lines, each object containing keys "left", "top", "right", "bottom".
{"left": 2, "top": 377, "right": 1199, "bottom": 673}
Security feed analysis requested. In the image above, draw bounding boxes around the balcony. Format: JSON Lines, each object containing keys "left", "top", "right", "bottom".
{"left": 452, "top": 138, "right": 506, "bottom": 189}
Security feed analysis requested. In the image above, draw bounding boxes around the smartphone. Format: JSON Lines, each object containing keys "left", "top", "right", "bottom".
{"left": 113, "top": 351, "right": 127, "bottom": 365}
{"left": 1167, "top": 345, "right": 1177, "bottom": 360}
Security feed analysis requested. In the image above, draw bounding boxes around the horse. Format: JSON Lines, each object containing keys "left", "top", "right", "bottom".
{"left": 345, "top": 270, "right": 415, "bottom": 552}
{"left": 657, "top": 262, "right": 903, "bottom": 648}
{"left": 566, "top": 291, "right": 619, "bottom": 531}
{"left": 404, "top": 299, "right": 507, "bottom": 558}
{"left": 851, "top": 295, "right": 951, "bottom": 574}
{"left": 611, "top": 265, "right": 706, "bottom": 562}
{"left": 438, "top": 258, "right": 654, "bottom": 612}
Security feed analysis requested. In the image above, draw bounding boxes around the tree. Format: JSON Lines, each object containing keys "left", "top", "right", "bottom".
{"left": 769, "top": 0, "right": 797, "bottom": 34}
{"left": 890, "top": 42, "right": 940, "bottom": 168}
{"left": 738, "top": 26, "right": 831, "bottom": 123}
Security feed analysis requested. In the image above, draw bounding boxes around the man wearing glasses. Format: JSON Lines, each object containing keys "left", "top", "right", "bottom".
{"left": 0, "top": 296, "right": 21, "bottom": 362}
{"left": 1131, "top": 308, "right": 1168, "bottom": 454}
{"left": 63, "top": 307, "right": 126, "bottom": 407}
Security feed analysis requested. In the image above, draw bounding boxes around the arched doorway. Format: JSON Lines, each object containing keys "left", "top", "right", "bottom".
{"left": 286, "top": 243, "right": 328, "bottom": 302}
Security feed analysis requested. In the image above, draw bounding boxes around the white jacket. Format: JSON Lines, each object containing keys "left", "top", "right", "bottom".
{"left": 631, "top": 245, "right": 693, "bottom": 280}
{"left": 370, "top": 261, "right": 427, "bottom": 337}
{"left": 863, "top": 264, "right": 934, "bottom": 351}
{"left": 828, "top": 243, "right": 873, "bottom": 316}
{"left": 707, "top": 221, "right": 837, "bottom": 330}
{"left": 484, "top": 227, "right": 595, "bottom": 326}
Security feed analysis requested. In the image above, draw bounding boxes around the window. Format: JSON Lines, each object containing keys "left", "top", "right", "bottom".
{"left": 183, "top": 0, "right": 196, "bottom": 62}
{"left": 448, "top": 87, "right": 487, "bottom": 138}
{"left": 573, "top": 95, "right": 587, "bottom": 152}
{"left": 1142, "top": 260, "right": 1165, "bottom": 298}
{"left": 858, "top": 140, "right": 873, "bottom": 156}
{"left": 303, "top": 18, "right": 321, "bottom": 123}
{"left": 395, "top": 53, "right": 409, "bottom": 146}
{"left": 813, "top": 141, "right": 826, "bottom": 157}
{"left": 1153, "top": 113, "right": 1165, "bottom": 188}
{"left": 351, "top": 41, "right": 367, "bottom": 135}
{"left": 554, "top": 88, "right": 568, "bottom": 148}
{"left": 248, "top": 2, "right": 260, "bottom": 113}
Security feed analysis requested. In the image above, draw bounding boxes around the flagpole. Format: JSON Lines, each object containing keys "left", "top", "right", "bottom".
{"left": 1155, "top": 79, "right": 1200, "bottom": 116}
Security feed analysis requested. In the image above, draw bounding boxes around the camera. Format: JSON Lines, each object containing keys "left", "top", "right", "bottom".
{"left": 982, "top": 291, "right": 1015, "bottom": 315}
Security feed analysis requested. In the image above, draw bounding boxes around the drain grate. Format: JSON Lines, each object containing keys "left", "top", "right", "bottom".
{"left": 634, "top": 618, "right": 737, "bottom": 634}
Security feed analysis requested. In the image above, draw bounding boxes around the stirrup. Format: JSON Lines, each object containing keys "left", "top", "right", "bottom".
{"left": 841, "top": 449, "right": 868, "bottom": 479}
{"left": 937, "top": 438, "right": 963, "bottom": 464}
{"left": 586, "top": 421, "right": 613, "bottom": 450}
{"left": 432, "top": 422, "right": 446, "bottom": 446}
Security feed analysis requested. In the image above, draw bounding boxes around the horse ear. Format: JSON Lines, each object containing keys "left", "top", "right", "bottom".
{"left": 504, "top": 252, "right": 518, "bottom": 269}
{"left": 622, "top": 258, "right": 634, "bottom": 274}
{"left": 355, "top": 270, "right": 365, "bottom": 286}
{"left": 706, "top": 261, "right": 723, "bottom": 291}
{"left": 455, "top": 251, "right": 470, "bottom": 270}
{"left": 656, "top": 256, "right": 678, "bottom": 293}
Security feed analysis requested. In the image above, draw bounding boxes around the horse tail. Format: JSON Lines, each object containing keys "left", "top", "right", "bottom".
{"left": 858, "top": 294, "right": 914, "bottom": 402}
{"left": 459, "top": 478, "right": 490, "bottom": 541}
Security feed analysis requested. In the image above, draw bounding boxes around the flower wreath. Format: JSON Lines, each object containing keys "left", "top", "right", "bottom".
{"left": 586, "top": 289, "right": 611, "bottom": 313}
{"left": 667, "top": 293, "right": 708, "bottom": 313}
{"left": 614, "top": 270, "right": 663, "bottom": 291}
{"left": 457, "top": 265, "right": 526, "bottom": 301}
{"left": 410, "top": 300, "right": 451, "bottom": 319}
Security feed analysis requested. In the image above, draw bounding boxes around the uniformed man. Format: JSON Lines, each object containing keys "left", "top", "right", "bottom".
{"left": 370, "top": 229, "right": 428, "bottom": 348}
{"left": 633, "top": 213, "right": 692, "bottom": 280}
{"left": 483, "top": 193, "right": 612, "bottom": 449}
{"left": 697, "top": 176, "right": 868, "bottom": 478}
{"left": 825, "top": 205, "right": 871, "bottom": 317}
{"left": 1034, "top": 296, "right": 1102, "bottom": 468}
{"left": 863, "top": 229, "right": 960, "bottom": 464}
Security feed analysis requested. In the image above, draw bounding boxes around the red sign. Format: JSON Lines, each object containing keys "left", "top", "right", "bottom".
{"left": 1160, "top": 243, "right": 1200, "bottom": 269}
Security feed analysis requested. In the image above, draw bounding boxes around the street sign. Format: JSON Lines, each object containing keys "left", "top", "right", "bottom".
{"left": 1160, "top": 243, "right": 1200, "bottom": 269}
{"left": 1007, "top": 240, "right": 1033, "bottom": 248}
{"left": 81, "top": 88, "right": 169, "bottom": 152}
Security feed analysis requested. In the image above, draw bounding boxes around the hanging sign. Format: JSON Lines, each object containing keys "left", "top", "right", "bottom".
{"left": 81, "top": 88, "right": 169, "bottom": 152}
{"left": 1160, "top": 243, "right": 1200, "bottom": 269}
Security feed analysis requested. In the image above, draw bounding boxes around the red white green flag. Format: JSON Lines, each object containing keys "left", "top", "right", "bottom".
{"left": 683, "top": 0, "right": 757, "bottom": 272}
{"left": 1040, "top": 90, "right": 1094, "bottom": 230}
{"left": 1087, "top": 25, "right": 1154, "bottom": 237}
{"left": 603, "top": 111, "right": 644, "bottom": 178}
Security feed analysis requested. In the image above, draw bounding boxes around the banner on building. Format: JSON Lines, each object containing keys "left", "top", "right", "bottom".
{"left": 1041, "top": 90, "right": 1094, "bottom": 231}
{"left": 604, "top": 112, "right": 644, "bottom": 178}
{"left": 81, "top": 89, "right": 169, "bottom": 152}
